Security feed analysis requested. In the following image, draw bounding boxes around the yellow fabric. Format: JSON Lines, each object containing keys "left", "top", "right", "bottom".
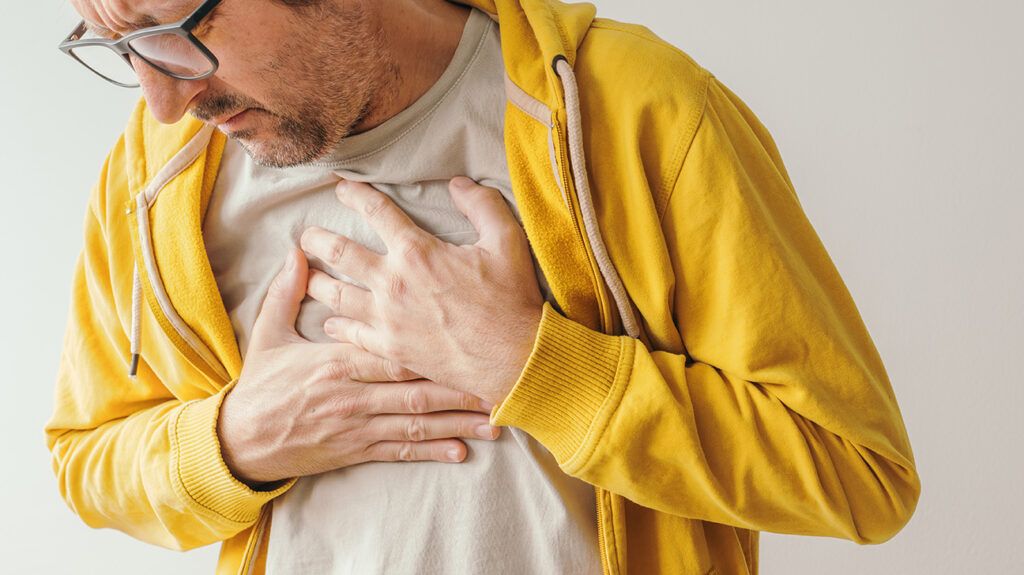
{"left": 45, "top": 1, "right": 919, "bottom": 574}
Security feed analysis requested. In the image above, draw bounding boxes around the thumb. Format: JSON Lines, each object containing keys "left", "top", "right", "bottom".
{"left": 448, "top": 176, "right": 524, "bottom": 253}
{"left": 251, "top": 248, "right": 309, "bottom": 347}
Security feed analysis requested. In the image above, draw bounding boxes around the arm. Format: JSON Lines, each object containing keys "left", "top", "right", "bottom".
{"left": 491, "top": 77, "right": 920, "bottom": 544}
{"left": 44, "top": 143, "right": 293, "bottom": 551}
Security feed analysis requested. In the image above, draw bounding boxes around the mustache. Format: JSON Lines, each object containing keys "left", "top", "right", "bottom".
{"left": 191, "top": 93, "right": 263, "bottom": 122}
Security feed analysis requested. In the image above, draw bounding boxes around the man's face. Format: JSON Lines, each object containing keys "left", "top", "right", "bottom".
{"left": 70, "top": 0, "right": 392, "bottom": 167}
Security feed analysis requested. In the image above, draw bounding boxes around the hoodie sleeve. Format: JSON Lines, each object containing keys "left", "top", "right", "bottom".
{"left": 491, "top": 76, "right": 921, "bottom": 544}
{"left": 44, "top": 139, "right": 294, "bottom": 551}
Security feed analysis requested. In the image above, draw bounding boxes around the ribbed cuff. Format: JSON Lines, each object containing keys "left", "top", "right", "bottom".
{"left": 171, "top": 379, "right": 296, "bottom": 524}
{"left": 491, "top": 301, "right": 634, "bottom": 467}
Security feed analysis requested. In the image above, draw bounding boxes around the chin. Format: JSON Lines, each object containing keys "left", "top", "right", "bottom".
{"left": 234, "top": 134, "right": 323, "bottom": 169}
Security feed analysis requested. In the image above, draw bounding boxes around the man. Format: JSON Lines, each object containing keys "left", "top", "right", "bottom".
{"left": 45, "top": 0, "right": 921, "bottom": 573}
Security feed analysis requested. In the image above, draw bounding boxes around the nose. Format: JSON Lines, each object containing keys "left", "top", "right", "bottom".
{"left": 132, "top": 55, "right": 207, "bottom": 124}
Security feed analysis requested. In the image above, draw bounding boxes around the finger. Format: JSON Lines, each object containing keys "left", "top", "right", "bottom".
{"left": 365, "top": 439, "right": 468, "bottom": 463}
{"left": 300, "top": 226, "right": 382, "bottom": 284}
{"left": 448, "top": 177, "right": 526, "bottom": 255}
{"left": 335, "top": 179, "right": 431, "bottom": 254}
{"left": 307, "top": 269, "right": 375, "bottom": 324}
{"left": 362, "top": 381, "right": 494, "bottom": 415}
{"left": 309, "top": 342, "right": 421, "bottom": 382}
{"left": 323, "top": 316, "right": 382, "bottom": 355}
{"left": 250, "top": 248, "right": 310, "bottom": 348}
{"left": 367, "top": 413, "right": 501, "bottom": 443}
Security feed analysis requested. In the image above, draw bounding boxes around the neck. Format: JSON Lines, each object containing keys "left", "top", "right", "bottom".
{"left": 352, "top": 1, "right": 472, "bottom": 134}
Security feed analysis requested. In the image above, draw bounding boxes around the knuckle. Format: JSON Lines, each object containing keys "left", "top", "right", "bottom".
{"left": 331, "top": 282, "right": 347, "bottom": 313}
{"left": 397, "top": 443, "right": 416, "bottom": 462}
{"left": 347, "top": 323, "right": 363, "bottom": 348}
{"left": 399, "top": 235, "right": 429, "bottom": 267}
{"left": 386, "top": 272, "right": 408, "bottom": 299}
{"left": 364, "top": 196, "right": 390, "bottom": 219}
{"left": 458, "top": 393, "right": 475, "bottom": 411}
{"left": 267, "top": 274, "right": 288, "bottom": 296}
{"left": 383, "top": 359, "right": 404, "bottom": 382}
{"left": 405, "top": 417, "right": 427, "bottom": 442}
{"left": 403, "top": 387, "right": 429, "bottom": 414}
{"left": 320, "top": 359, "right": 353, "bottom": 381}
{"left": 334, "top": 397, "right": 360, "bottom": 418}
{"left": 453, "top": 417, "right": 470, "bottom": 439}
{"left": 331, "top": 389, "right": 368, "bottom": 418}
{"left": 327, "top": 237, "right": 349, "bottom": 266}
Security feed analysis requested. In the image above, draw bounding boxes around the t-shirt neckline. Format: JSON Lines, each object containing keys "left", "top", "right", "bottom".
{"left": 314, "top": 8, "right": 494, "bottom": 166}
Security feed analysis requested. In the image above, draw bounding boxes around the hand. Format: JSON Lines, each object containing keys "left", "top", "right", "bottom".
{"left": 217, "top": 248, "right": 500, "bottom": 487}
{"left": 300, "top": 177, "right": 545, "bottom": 406}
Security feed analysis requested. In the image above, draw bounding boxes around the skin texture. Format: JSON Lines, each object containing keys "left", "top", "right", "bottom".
{"left": 221, "top": 247, "right": 502, "bottom": 484}
{"left": 70, "top": 0, "right": 470, "bottom": 167}
{"left": 70, "top": 0, "right": 545, "bottom": 485}
{"left": 303, "top": 178, "right": 545, "bottom": 406}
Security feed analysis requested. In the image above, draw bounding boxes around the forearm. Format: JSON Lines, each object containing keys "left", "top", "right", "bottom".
{"left": 47, "top": 381, "right": 293, "bottom": 551}
{"left": 493, "top": 302, "right": 920, "bottom": 544}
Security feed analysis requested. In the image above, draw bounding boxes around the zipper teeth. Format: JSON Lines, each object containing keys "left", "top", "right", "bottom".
{"left": 553, "top": 118, "right": 583, "bottom": 234}
{"left": 552, "top": 117, "right": 613, "bottom": 334}
{"left": 239, "top": 507, "right": 270, "bottom": 575}
{"left": 595, "top": 488, "right": 612, "bottom": 575}
{"left": 134, "top": 197, "right": 231, "bottom": 385}
{"left": 553, "top": 116, "right": 613, "bottom": 575}
{"left": 130, "top": 123, "right": 232, "bottom": 386}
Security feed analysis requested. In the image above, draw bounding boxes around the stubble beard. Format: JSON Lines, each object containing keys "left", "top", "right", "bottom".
{"left": 229, "top": 4, "right": 391, "bottom": 168}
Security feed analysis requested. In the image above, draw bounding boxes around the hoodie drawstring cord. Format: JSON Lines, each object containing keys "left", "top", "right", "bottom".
{"left": 553, "top": 57, "right": 642, "bottom": 339}
{"left": 129, "top": 263, "right": 142, "bottom": 378}
{"left": 122, "top": 65, "right": 636, "bottom": 378}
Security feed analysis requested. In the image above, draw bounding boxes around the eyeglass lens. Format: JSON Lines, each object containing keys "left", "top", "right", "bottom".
{"left": 128, "top": 34, "right": 213, "bottom": 77}
{"left": 71, "top": 32, "right": 214, "bottom": 86}
{"left": 69, "top": 44, "right": 137, "bottom": 86}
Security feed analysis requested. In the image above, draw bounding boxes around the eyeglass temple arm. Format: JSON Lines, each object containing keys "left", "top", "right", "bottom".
{"left": 183, "top": 0, "right": 223, "bottom": 28}
{"left": 62, "top": 21, "right": 88, "bottom": 44}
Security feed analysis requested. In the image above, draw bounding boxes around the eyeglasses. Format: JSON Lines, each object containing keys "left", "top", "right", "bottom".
{"left": 58, "top": 0, "right": 223, "bottom": 88}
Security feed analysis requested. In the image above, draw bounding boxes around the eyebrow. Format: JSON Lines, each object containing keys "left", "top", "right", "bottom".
{"left": 83, "top": 15, "right": 162, "bottom": 38}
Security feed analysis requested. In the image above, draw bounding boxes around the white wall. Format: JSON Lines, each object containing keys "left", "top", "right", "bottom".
{"left": 3, "top": 1, "right": 1021, "bottom": 573}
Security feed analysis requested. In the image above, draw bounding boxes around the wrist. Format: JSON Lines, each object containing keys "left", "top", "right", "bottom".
{"left": 216, "top": 383, "right": 270, "bottom": 487}
{"left": 490, "top": 303, "right": 543, "bottom": 405}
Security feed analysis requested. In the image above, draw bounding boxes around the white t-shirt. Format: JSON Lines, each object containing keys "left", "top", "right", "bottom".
{"left": 203, "top": 9, "right": 602, "bottom": 574}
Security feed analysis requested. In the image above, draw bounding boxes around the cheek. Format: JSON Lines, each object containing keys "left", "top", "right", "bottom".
{"left": 211, "top": 44, "right": 297, "bottom": 107}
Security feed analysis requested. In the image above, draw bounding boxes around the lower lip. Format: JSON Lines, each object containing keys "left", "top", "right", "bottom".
{"left": 220, "top": 109, "right": 255, "bottom": 131}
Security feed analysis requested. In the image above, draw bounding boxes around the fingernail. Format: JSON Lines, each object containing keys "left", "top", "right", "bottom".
{"left": 451, "top": 176, "right": 475, "bottom": 191}
{"left": 323, "top": 318, "right": 337, "bottom": 336}
{"left": 475, "top": 424, "right": 499, "bottom": 440}
{"left": 336, "top": 179, "right": 349, "bottom": 196}
{"left": 284, "top": 250, "right": 296, "bottom": 272}
{"left": 446, "top": 448, "right": 462, "bottom": 462}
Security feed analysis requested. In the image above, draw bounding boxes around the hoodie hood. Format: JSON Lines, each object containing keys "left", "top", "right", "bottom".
{"left": 454, "top": 0, "right": 597, "bottom": 108}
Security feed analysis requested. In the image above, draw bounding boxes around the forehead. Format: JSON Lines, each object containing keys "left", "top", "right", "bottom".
{"left": 70, "top": 0, "right": 198, "bottom": 33}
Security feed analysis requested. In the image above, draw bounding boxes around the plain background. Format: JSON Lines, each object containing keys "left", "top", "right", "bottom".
{"left": 3, "top": 1, "right": 1022, "bottom": 573}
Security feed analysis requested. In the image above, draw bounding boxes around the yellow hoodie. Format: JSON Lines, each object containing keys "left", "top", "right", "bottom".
{"left": 45, "top": 1, "right": 921, "bottom": 574}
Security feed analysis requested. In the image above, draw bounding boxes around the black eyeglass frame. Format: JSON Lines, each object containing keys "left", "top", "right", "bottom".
{"left": 58, "top": 0, "right": 224, "bottom": 88}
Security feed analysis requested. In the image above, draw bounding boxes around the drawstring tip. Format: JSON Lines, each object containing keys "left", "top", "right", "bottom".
{"left": 128, "top": 354, "right": 140, "bottom": 378}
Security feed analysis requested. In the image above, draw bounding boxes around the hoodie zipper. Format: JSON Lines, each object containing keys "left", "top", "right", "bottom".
{"left": 550, "top": 114, "right": 615, "bottom": 334}
{"left": 549, "top": 54, "right": 644, "bottom": 575}
{"left": 128, "top": 124, "right": 233, "bottom": 387}
{"left": 126, "top": 128, "right": 267, "bottom": 574}
{"left": 239, "top": 507, "right": 271, "bottom": 575}
{"left": 549, "top": 96, "right": 618, "bottom": 575}
{"left": 596, "top": 488, "right": 614, "bottom": 575}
